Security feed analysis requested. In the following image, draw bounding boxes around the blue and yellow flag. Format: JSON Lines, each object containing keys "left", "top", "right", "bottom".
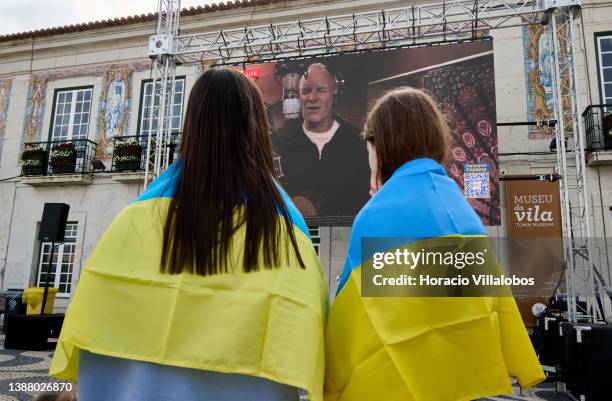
{"left": 49, "top": 162, "right": 329, "bottom": 401}
{"left": 325, "top": 158, "right": 544, "bottom": 401}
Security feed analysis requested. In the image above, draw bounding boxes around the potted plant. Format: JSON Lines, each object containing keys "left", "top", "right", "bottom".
{"left": 601, "top": 111, "right": 612, "bottom": 138}
{"left": 20, "top": 145, "right": 47, "bottom": 176}
{"left": 49, "top": 143, "right": 77, "bottom": 174}
{"left": 603, "top": 112, "right": 612, "bottom": 148}
{"left": 113, "top": 139, "right": 142, "bottom": 171}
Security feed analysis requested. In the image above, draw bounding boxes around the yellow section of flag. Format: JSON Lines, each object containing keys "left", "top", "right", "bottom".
{"left": 325, "top": 265, "right": 544, "bottom": 401}
{"left": 50, "top": 197, "right": 328, "bottom": 401}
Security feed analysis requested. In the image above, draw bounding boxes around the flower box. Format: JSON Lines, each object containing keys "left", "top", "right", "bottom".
{"left": 602, "top": 112, "right": 612, "bottom": 149}
{"left": 23, "top": 165, "right": 46, "bottom": 176}
{"left": 115, "top": 160, "right": 141, "bottom": 172}
{"left": 603, "top": 112, "right": 612, "bottom": 137}
{"left": 20, "top": 146, "right": 47, "bottom": 176}
{"left": 113, "top": 139, "right": 142, "bottom": 172}
{"left": 51, "top": 163, "right": 76, "bottom": 174}
{"left": 50, "top": 143, "right": 77, "bottom": 174}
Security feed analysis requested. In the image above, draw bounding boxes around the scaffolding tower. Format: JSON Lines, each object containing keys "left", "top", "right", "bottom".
{"left": 145, "top": 0, "right": 607, "bottom": 323}
{"left": 546, "top": 3, "right": 605, "bottom": 323}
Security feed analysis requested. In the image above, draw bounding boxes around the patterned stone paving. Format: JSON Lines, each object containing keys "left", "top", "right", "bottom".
{"left": 478, "top": 381, "right": 573, "bottom": 401}
{"left": 0, "top": 335, "right": 69, "bottom": 401}
{"left": 0, "top": 334, "right": 573, "bottom": 401}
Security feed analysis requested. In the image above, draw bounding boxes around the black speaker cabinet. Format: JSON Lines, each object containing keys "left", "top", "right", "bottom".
{"left": 38, "top": 203, "right": 70, "bottom": 242}
{"left": 4, "top": 314, "right": 65, "bottom": 351}
{"left": 538, "top": 317, "right": 564, "bottom": 370}
{"left": 582, "top": 324, "right": 612, "bottom": 401}
{"left": 561, "top": 322, "right": 583, "bottom": 396}
{"left": 561, "top": 323, "right": 612, "bottom": 401}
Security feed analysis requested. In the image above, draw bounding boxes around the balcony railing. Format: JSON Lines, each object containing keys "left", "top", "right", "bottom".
{"left": 21, "top": 139, "right": 98, "bottom": 177}
{"left": 583, "top": 104, "right": 612, "bottom": 152}
{"left": 111, "top": 133, "right": 182, "bottom": 173}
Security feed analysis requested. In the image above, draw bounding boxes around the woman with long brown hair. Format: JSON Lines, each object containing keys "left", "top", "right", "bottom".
{"left": 49, "top": 68, "right": 327, "bottom": 401}
{"left": 325, "top": 87, "right": 544, "bottom": 401}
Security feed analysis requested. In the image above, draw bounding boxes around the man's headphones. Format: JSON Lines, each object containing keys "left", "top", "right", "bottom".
{"left": 273, "top": 61, "right": 308, "bottom": 79}
{"left": 303, "top": 62, "right": 344, "bottom": 102}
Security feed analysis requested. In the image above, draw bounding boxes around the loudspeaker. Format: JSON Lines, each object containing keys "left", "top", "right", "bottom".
{"left": 537, "top": 317, "right": 564, "bottom": 369}
{"left": 581, "top": 324, "right": 612, "bottom": 401}
{"left": 38, "top": 203, "right": 70, "bottom": 242}
{"left": 561, "top": 322, "right": 585, "bottom": 397}
{"left": 4, "top": 314, "right": 64, "bottom": 351}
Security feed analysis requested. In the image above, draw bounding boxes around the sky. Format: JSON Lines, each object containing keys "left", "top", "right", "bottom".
{"left": 0, "top": 0, "right": 220, "bottom": 35}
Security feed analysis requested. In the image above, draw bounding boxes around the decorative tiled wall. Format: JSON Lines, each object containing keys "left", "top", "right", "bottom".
{"left": 522, "top": 24, "right": 570, "bottom": 140}
{"left": 20, "top": 61, "right": 149, "bottom": 159}
{"left": 95, "top": 67, "right": 134, "bottom": 159}
{"left": 0, "top": 79, "right": 12, "bottom": 164}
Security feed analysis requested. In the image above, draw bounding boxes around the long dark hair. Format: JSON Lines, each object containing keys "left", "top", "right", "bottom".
{"left": 161, "top": 67, "right": 305, "bottom": 276}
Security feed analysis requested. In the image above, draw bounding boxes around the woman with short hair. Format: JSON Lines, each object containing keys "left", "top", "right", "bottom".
{"left": 325, "top": 87, "right": 544, "bottom": 401}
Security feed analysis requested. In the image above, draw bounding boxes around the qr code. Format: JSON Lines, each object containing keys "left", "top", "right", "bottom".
{"left": 464, "top": 173, "right": 490, "bottom": 198}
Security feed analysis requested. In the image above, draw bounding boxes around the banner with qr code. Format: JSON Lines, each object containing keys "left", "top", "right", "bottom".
{"left": 464, "top": 163, "right": 490, "bottom": 199}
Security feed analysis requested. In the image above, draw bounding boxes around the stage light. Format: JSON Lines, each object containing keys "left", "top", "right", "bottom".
{"left": 549, "top": 137, "right": 567, "bottom": 152}
{"left": 92, "top": 159, "right": 106, "bottom": 172}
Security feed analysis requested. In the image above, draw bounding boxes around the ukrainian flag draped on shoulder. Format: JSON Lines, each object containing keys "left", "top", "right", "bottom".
{"left": 325, "top": 158, "right": 544, "bottom": 401}
{"left": 49, "top": 161, "right": 328, "bottom": 401}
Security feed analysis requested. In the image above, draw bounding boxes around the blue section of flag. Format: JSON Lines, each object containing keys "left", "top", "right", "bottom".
{"left": 134, "top": 160, "right": 183, "bottom": 203}
{"left": 336, "top": 158, "right": 486, "bottom": 294}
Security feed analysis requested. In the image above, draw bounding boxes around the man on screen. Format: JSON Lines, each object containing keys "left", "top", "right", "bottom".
{"left": 272, "top": 63, "right": 370, "bottom": 218}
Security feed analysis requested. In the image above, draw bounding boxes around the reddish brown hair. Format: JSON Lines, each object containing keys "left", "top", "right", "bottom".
{"left": 33, "top": 391, "right": 76, "bottom": 401}
{"left": 364, "top": 87, "right": 451, "bottom": 183}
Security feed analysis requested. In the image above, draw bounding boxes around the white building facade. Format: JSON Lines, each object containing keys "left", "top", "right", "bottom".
{"left": 0, "top": 0, "right": 612, "bottom": 311}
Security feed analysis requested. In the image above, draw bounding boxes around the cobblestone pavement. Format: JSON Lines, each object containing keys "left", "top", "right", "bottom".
{"left": 0, "top": 337, "right": 67, "bottom": 401}
{"left": 478, "top": 381, "right": 573, "bottom": 401}
{"left": 0, "top": 334, "right": 572, "bottom": 401}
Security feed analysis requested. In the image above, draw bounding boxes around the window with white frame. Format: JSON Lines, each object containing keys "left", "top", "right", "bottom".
{"left": 139, "top": 78, "right": 185, "bottom": 138}
{"left": 309, "top": 226, "right": 320, "bottom": 255}
{"left": 37, "top": 222, "right": 78, "bottom": 295}
{"left": 51, "top": 88, "right": 93, "bottom": 141}
{"left": 597, "top": 34, "right": 612, "bottom": 110}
